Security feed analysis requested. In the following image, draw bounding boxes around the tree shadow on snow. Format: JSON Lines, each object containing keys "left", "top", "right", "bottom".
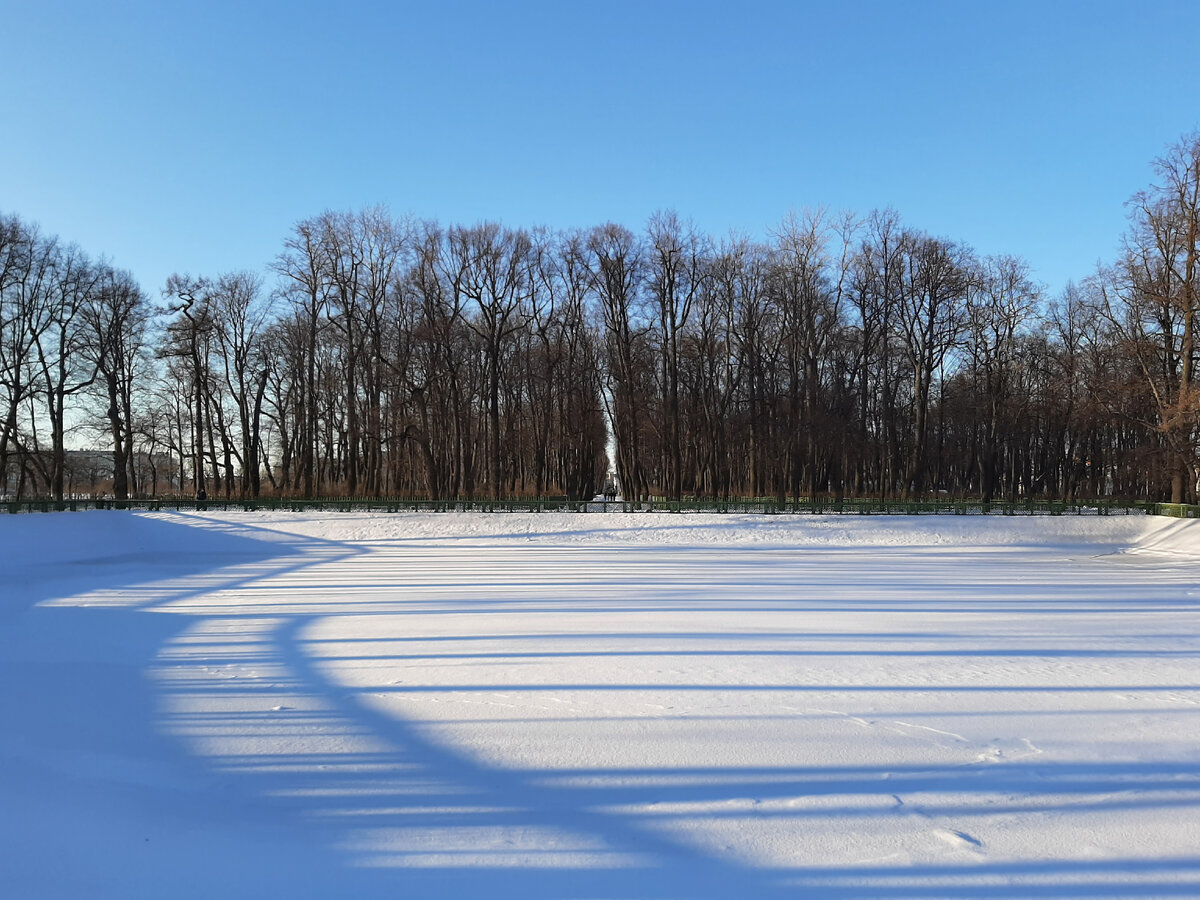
{"left": 6, "top": 511, "right": 1200, "bottom": 899}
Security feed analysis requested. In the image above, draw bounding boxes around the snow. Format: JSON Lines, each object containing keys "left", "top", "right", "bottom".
{"left": 2, "top": 510, "right": 1199, "bottom": 898}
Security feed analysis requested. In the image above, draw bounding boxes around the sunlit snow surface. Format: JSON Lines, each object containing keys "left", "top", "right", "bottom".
{"left": 2, "top": 511, "right": 1199, "bottom": 898}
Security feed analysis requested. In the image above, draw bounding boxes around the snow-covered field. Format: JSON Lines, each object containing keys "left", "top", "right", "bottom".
{"left": 2, "top": 510, "right": 1199, "bottom": 899}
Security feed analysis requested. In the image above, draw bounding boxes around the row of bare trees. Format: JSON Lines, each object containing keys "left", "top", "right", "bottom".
{"left": 2, "top": 133, "right": 1197, "bottom": 503}
{"left": 0, "top": 216, "right": 149, "bottom": 501}
{"left": 152, "top": 211, "right": 610, "bottom": 502}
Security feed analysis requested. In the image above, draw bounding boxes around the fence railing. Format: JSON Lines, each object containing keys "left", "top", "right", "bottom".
{"left": 4, "top": 496, "right": 1199, "bottom": 517}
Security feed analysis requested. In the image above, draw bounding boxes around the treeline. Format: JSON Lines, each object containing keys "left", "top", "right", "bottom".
{"left": 2, "top": 134, "right": 1197, "bottom": 503}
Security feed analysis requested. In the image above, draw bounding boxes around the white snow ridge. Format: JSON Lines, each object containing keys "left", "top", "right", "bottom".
{"left": 2, "top": 510, "right": 1199, "bottom": 898}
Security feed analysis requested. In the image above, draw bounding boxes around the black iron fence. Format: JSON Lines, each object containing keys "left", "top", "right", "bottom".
{"left": 4, "top": 496, "right": 1199, "bottom": 517}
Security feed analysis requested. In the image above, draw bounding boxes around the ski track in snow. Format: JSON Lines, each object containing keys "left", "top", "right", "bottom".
{"left": 3, "top": 511, "right": 1200, "bottom": 898}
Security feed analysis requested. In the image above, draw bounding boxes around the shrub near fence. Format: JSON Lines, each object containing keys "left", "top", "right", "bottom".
{"left": 4, "top": 497, "right": 1199, "bottom": 517}
{"left": 1150, "top": 503, "right": 1200, "bottom": 518}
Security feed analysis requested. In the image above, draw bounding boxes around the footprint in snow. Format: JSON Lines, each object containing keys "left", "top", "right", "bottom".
{"left": 934, "top": 828, "right": 984, "bottom": 853}
{"left": 975, "top": 737, "right": 1042, "bottom": 763}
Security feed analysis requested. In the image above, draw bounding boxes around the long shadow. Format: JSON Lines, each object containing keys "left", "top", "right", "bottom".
{"left": 280, "top": 612, "right": 806, "bottom": 897}
{"left": 0, "top": 511, "right": 385, "bottom": 899}
{"left": 151, "top": 607, "right": 1200, "bottom": 898}
{"left": 10, "top": 511, "right": 1200, "bottom": 898}
{"left": 153, "top": 622, "right": 778, "bottom": 897}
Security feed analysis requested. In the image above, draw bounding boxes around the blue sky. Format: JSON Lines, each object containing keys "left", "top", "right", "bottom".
{"left": 2, "top": 0, "right": 1197, "bottom": 300}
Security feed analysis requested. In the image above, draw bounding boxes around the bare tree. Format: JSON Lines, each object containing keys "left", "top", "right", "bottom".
{"left": 162, "top": 274, "right": 218, "bottom": 497}
{"left": 84, "top": 267, "right": 150, "bottom": 499}
{"left": 273, "top": 219, "right": 334, "bottom": 498}
{"left": 772, "top": 210, "right": 847, "bottom": 498}
{"left": 207, "top": 272, "right": 274, "bottom": 496}
{"left": 963, "top": 255, "right": 1040, "bottom": 500}
{"left": 847, "top": 210, "right": 906, "bottom": 496}
{"left": 646, "top": 211, "right": 708, "bottom": 500}
{"left": 0, "top": 219, "right": 56, "bottom": 496}
{"left": 447, "top": 223, "right": 533, "bottom": 500}
{"left": 34, "top": 244, "right": 102, "bottom": 501}
{"left": 1095, "top": 133, "right": 1200, "bottom": 502}
{"left": 585, "top": 224, "right": 651, "bottom": 502}
{"left": 894, "top": 234, "right": 970, "bottom": 497}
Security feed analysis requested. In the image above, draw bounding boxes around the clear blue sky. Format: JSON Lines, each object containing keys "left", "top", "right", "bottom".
{"left": 2, "top": 0, "right": 1197, "bottom": 300}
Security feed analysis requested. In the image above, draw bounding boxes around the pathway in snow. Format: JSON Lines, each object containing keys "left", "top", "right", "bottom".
{"left": 3, "top": 511, "right": 1200, "bottom": 898}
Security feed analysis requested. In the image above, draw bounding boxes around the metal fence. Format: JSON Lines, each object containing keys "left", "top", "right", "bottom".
{"left": 4, "top": 496, "right": 1198, "bottom": 517}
